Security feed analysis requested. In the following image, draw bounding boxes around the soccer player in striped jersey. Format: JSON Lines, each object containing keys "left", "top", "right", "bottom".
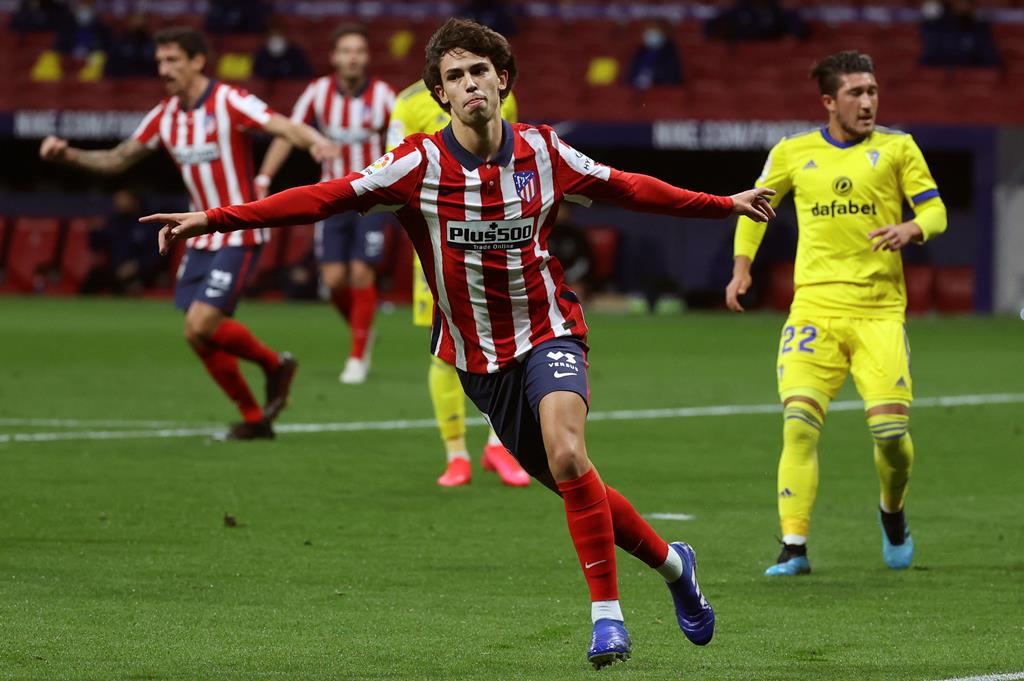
{"left": 387, "top": 80, "right": 529, "bottom": 487}
{"left": 144, "top": 18, "right": 775, "bottom": 667}
{"left": 256, "top": 24, "right": 396, "bottom": 385}
{"left": 40, "top": 27, "right": 336, "bottom": 440}
{"left": 727, "top": 51, "right": 947, "bottom": 576}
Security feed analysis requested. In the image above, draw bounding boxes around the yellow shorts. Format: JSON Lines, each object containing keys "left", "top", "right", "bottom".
{"left": 776, "top": 315, "right": 913, "bottom": 405}
{"left": 412, "top": 254, "right": 433, "bottom": 327}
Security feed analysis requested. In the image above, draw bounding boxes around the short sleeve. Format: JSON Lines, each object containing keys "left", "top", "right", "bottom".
{"left": 226, "top": 87, "right": 274, "bottom": 130}
{"left": 131, "top": 102, "right": 164, "bottom": 150}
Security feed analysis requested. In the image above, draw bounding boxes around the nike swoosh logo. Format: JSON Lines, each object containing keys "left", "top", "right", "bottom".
{"left": 585, "top": 560, "right": 607, "bottom": 569}
{"left": 553, "top": 371, "right": 576, "bottom": 378}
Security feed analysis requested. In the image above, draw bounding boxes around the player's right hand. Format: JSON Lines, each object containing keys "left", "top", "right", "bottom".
{"left": 39, "top": 135, "right": 69, "bottom": 161}
{"left": 725, "top": 272, "right": 752, "bottom": 312}
{"left": 139, "top": 211, "right": 211, "bottom": 255}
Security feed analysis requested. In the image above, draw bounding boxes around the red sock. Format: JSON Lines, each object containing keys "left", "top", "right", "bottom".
{"left": 348, "top": 285, "right": 377, "bottom": 359}
{"left": 606, "top": 486, "right": 670, "bottom": 569}
{"left": 210, "top": 319, "right": 280, "bottom": 372}
{"left": 557, "top": 468, "right": 618, "bottom": 602}
{"left": 194, "top": 346, "right": 263, "bottom": 423}
{"left": 330, "top": 286, "right": 352, "bottom": 322}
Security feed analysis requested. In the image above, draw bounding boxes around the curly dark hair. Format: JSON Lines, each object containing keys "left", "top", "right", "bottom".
{"left": 811, "top": 50, "right": 875, "bottom": 97}
{"left": 422, "top": 18, "right": 517, "bottom": 113}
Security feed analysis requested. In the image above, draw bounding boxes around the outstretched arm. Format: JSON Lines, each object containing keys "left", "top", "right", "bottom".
{"left": 594, "top": 170, "right": 776, "bottom": 222}
{"left": 39, "top": 136, "right": 152, "bottom": 175}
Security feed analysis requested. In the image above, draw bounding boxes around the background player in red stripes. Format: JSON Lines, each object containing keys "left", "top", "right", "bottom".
{"left": 40, "top": 27, "right": 336, "bottom": 440}
{"left": 256, "top": 24, "right": 395, "bottom": 384}
{"left": 142, "top": 18, "right": 775, "bottom": 667}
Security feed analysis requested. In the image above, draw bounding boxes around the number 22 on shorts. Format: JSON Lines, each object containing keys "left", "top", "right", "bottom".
{"left": 781, "top": 325, "right": 817, "bottom": 354}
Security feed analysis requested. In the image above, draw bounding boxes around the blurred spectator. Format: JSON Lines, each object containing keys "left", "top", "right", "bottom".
{"left": 105, "top": 13, "right": 154, "bottom": 78}
{"left": 627, "top": 21, "right": 683, "bottom": 91}
{"left": 919, "top": 0, "right": 1001, "bottom": 68}
{"left": 548, "top": 205, "right": 594, "bottom": 301}
{"left": 205, "top": 0, "right": 269, "bottom": 34}
{"left": 253, "top": 22, "right": 313, "bottom": 81}
{"left": 458, "top": 0, "right": 518, "bottom": 37}
{"left": 705, "top": 0, "right": 808, "bottom": 42}
{"left": 10, "top": 0, "right": 70, "bottom": 33}
{"left": 54, "top": 0, "right": 110, "bottom": 59}
{"left": 80, "top": 189, "right": 162, "bottom": 295}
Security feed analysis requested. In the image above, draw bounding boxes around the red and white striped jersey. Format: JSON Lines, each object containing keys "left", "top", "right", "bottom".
{"left": 290, "top": 76, "right": 395, "bottom": 181}
{"left": 133, "top": 80, "right": 273, "bottom": 251}
{"left": 208, "top": 121, "right": 734, "bottom": 373}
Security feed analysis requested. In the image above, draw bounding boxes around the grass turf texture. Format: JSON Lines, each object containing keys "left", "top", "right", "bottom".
{"left": 1, "top": 297, "right": 1022, "bottom": 680}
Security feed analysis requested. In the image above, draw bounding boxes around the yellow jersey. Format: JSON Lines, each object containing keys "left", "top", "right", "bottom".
{"left": 735, "top": 126, "right": 947, "bottom": 319}
{"left": 387, "top": 81, "right": 518, "bottom": 326}
{"left": 385, "top": 80, "right": 518, "bottom": 150}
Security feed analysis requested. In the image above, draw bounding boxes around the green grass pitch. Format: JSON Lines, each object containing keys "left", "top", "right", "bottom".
{"left": 1, "top": 298, "right": 1022, "bottom": 680}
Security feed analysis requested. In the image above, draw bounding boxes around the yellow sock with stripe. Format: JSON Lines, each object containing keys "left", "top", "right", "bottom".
{"left": 778, "top": 402, "right": 824, "bottom": 541}
{"left": 429, "top": 357, "right": 467, "bottom": 460}
{"left": 868, "top": 412, "right": 913, "bottom": 512}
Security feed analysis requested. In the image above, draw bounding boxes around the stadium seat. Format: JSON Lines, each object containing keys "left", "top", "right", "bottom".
{"left": 245, "top": 231, "right": 286, "bottom": 296}
{"left": 57, "top": 217, "right": 105, "bottom": 294}
{"left": 583, "top": 226, "right": 619, "bottom": 288}
{"left": 934, "top": 266, "right": 974, "bottom": 313}
{"left": 2, "top": 217, "right": 61, "bottom": 293}
{"left": 282, "top": 224, "right": 316, "bottom": 267}
{"left": 767, "top": 260, "right": 795, "bottom": 312}
{"left": 904, "top": 264, "right": 934, "bottom": 315}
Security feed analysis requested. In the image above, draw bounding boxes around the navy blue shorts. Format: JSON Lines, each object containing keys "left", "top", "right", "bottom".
{"left": 315, "top": 211, "right": 388, "bottom": 265}
{"left": 458, "top": 337, "right": 590, "bottom": 480}
{"left": 173, "top": 245, "right": 262, "bottom": 316}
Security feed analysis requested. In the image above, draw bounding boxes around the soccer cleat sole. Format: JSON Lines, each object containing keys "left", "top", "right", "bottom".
{"left": 588, "top": 650, "right": 630, "bottom": 669}
{"left": 764, "top": 555, "right": 811, "bottom": 576}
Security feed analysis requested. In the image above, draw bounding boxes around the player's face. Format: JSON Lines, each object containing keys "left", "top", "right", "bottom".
{"left": 435, "top": 49, "right": 507, "bottom": 126}
{"left": 825, "top": 72, "right": 878, "bottom": 140}
{"left": 331, "top": 34, "right": 369, "bottom": 82}
{"left": 156, "top": 43, "right": 204, "bottom": 96}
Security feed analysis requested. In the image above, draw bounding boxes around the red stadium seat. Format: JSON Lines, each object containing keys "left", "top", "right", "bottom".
{"left": 2, "top": 217, "right": 61, "bottom": 293}
{"left": 934, "top": 266, "right": 974, "bottom": 314}
{"left": 767, "top": 260, "right": 795, "bottom": 312}
{"left": 282, "top": 224, "right": 316, "bottom": 266}
{"left": 904, "top": 264, "right": 935, "bottom": 315}
{"left": 583, "top": 226, "right": 619, "bottom": 287}
{"left": 57, "top": 216, "right": 105, "bottom": 293}
{"left": 245, "top": 230, "right": 286, "bottom": 296}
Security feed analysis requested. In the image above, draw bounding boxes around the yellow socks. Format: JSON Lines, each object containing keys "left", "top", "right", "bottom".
{"left": 429, "top": 356, "right": 466, "bottom": 444}
{"left": 868, "top": 412, "right": 913, "bottom": 512}
{"left": 778, "top": 402, "right": 824, "bottom": 540}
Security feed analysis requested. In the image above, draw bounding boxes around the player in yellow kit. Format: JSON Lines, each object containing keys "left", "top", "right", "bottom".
{"left": 386, "top": 80, "right": 529, "bottom": 487}
{"left": 726, "top": 51, "right": 947, "bottom": 575}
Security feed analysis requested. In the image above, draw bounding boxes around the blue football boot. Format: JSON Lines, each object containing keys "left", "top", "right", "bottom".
{"left": 764, "top": 543, "right": 811, "bottom": 576}
{"left": 879, "top": 508, "right": 914, "bottom": 570}
{"left": 587, "top": 618, "right": 631, "bottom": 669}
{"left": 665, "top": 542, "right": 715, "bottom": 646}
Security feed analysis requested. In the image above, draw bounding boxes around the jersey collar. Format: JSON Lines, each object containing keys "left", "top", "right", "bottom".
{"left": 820, "top": 126, "right": 869, "bottom": 149}
{"left": 442, "top": 119, "right": 514, "bottom": 171}
{"left": 336, "top": 76, "right": 370, "bottom": 99}
{"left": 190, "top": 78, "right": 216, "bottom": 111}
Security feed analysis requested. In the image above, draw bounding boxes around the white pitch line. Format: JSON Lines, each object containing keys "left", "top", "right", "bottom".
{"left": 1, "top": 392, "right": 1021, "bottom": 445}
{"left": 0, "top": 418, "right": 206, "bottom": 428}
{"left": 644, "top": 513, "right": 696, "bottom": 521}
{"left": 929, "top": 673, "right": 1024, "bottom": 681}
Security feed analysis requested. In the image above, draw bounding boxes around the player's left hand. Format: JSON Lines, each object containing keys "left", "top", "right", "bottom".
{"left": 730, "top": 187, "right": 776, "bottom": 222}
{"left": 139, "top": 211, "right": 212, "bottom": 255}
{"left": 868, "top": 222, "right": 922, "bottom": 251}
{"left": 310, "top": 140, "right": 341, "bottom": 162}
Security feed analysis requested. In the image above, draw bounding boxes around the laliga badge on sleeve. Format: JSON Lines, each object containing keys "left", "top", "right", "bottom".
{"left": 361, "top": 152, "right": 395, "bottom": 177}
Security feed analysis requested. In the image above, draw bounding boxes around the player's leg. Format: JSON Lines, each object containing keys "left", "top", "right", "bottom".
{"left": 851, "top": 320, "right": 915, "bottom": 569}
{"left": 430, "top": 356, "right": 472, "bottom": 486}
{"left": 339, "top": 215, "right": 386, "bottom": 384}
{"left": 180, "top": 247, "right": 294, "bottom": 439}
{"left": 767, "top": 318, "right": 847, "bottom": 575}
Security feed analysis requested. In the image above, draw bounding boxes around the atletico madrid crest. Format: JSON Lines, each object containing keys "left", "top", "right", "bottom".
{"left": 514, "top": 171, "right": 537, "bottom": 204}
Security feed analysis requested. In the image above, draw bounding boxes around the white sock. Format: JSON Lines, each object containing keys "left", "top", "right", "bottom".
{"left": 591, "top": 600, "right": 623, "bottom": 623}
{"left": 486, "top": 430, "right": 502, "bottom": 447}
{"left": 783, "top": 534, "right": 807, "bottom": 546}
{"left": 656, "top": 546, "right": 684, "bottom": 582}
{"left": 446, "top": 450, "right": 470, "bottom": 463}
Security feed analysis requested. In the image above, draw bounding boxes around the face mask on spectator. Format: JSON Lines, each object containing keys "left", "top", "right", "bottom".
{"left": 643, "top": 28, "right": 666, "bottom": 49}
{"left": 267, "top": 35, "right": 288, "bottom": 57}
